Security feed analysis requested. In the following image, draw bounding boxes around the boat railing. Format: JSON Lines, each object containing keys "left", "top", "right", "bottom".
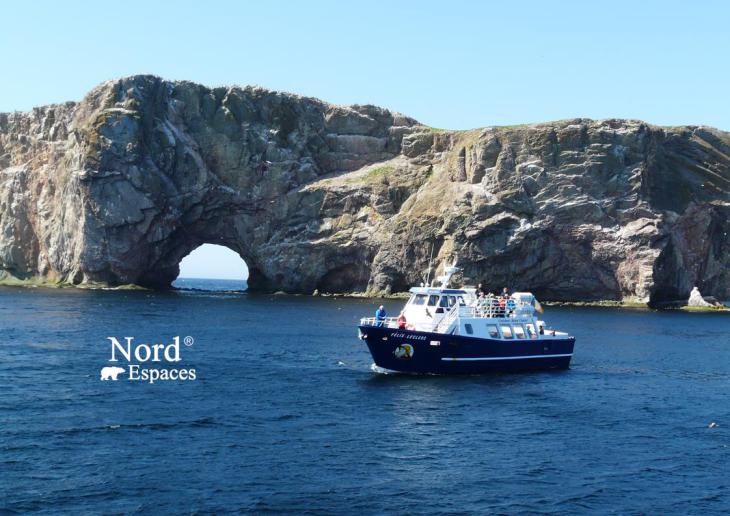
{"left": 462, "top": 298, "right": 535, "bottom": 320}
{"left": 360, "top": 299, "right": 538, "bottom": 331}
{"left": 359, "top": 316, "right": 399, "bottom": 328}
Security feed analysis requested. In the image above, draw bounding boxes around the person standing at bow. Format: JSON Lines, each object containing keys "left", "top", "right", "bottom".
{"left": 375, "top": 305, "right": 387, "bottom": 327}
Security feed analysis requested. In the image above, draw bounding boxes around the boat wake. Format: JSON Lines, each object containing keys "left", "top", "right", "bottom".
{"left": 370, "top": 363, "right": 393, "bottom": 375}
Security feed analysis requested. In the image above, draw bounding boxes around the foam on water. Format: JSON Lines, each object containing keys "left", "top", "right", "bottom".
{"left": 370, "top": 363, "right": 392, "bottom": 374}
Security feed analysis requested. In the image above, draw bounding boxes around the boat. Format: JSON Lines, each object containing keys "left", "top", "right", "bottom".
{"left": 358, "top": 260, "right": 575, "bottom": 374}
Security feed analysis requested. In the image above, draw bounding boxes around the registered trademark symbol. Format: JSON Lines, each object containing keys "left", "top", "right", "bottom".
{"left": 184, "top": 336, "right": 194, "bottom": 346}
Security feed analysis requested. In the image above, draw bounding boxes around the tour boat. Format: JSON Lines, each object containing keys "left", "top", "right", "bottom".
{"left": 358, "top": 262, "right": 575, "bottom": 374}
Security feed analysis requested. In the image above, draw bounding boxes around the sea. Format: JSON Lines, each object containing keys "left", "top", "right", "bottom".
{"left": 1, "top": 278, "right": 729, "bottom": 514}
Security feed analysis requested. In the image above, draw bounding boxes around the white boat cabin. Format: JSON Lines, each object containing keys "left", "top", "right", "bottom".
{"left": 360, "top": 259, "right": 568, "bottom": 340}
{"left": 362, "top": 287, "right": 568, "bottom": 341}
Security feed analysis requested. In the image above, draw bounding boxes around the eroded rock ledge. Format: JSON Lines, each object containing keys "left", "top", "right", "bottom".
{"left": 1, "top": 75, "right": 729, "bottom": 305}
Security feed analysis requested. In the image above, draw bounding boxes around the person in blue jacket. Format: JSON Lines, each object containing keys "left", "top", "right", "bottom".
{"left": 375, "top": 305, "right": 387, "bottom": 327}
{"left": 506, "top": 297, "right": 516, "bottom": 316}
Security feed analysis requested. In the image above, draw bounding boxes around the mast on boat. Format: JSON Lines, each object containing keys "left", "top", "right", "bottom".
{"left": 432, "top": 255, "right": 460, "bottom": 288}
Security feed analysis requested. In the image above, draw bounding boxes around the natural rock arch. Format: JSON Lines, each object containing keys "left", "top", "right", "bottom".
{"left": 1, "top": 75, "right": 730, "bottom": 303}
{"left": 0, "top": 75, "right": 415, "bottom": 292}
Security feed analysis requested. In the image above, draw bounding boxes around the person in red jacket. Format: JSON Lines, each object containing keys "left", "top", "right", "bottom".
{"left": 397, "top": 311, "right": 407, "bottom": 329}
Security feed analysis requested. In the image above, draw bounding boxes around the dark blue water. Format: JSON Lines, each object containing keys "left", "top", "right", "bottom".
{"left": 172, "top": 277, "right": 248, "bottom": 291}
{"left": 2, "top": 281, "right": 729, "bottom": 514}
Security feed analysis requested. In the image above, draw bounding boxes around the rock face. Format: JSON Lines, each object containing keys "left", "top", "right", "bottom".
{"left": 687, "top": 287, "right": 712, "bottom": 307}
{"left": 1, "top": 75, "right": 729, "bottom": 304}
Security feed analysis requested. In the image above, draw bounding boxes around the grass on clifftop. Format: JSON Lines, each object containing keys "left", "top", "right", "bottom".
{"left": 342, "top": 165, "right": 394, "bottom": 185}
{"left": 365, "top": 165, "right": 393, "bottom": 180}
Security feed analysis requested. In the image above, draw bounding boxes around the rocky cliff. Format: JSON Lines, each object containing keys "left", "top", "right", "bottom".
{"left": 1, "top": 75, "right": 729, "bottom": 304}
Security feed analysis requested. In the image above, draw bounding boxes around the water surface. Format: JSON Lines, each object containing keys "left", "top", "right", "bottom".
{"left": 1, "top": 282, "right": 729, "bottom": 513}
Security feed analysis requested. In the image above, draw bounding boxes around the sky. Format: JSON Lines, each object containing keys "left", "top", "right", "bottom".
{"left": 2, "top": 0, "right": 728, "bottom": 278}
{"left": 178, "top": 244, "right": 248, "bottom": 280}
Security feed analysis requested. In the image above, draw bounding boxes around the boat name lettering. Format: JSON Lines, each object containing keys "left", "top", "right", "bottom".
{"left": 391, "top": 332, "right": 427, "bottom": 340}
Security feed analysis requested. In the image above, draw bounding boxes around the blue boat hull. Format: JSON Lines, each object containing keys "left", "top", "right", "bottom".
{"left": 359, "top": 325, "right": 575, "bottom": 374}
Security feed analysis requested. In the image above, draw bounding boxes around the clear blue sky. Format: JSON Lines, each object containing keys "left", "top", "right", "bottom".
{"left": 2, "top": 0, "right": 728, "bottom": 130}
{"left": 178, "top": 245, "right": 248, "bottom": 280}
{"left": 3, "top": 1, "right": 728, "bottom": 278}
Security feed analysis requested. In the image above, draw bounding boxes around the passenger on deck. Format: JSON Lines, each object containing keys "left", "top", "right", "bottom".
{"left": 485, "top": 292, "right": 495, "bottom": 317}
{"left": 375, "top": 305, "right": 386, "bottom": 327}
{"left": 498, "top": 295, "right": 507, "bottom": 317}
{"left": 506, "top": 297, "right": 516, "bottom": 316}
{"left": 397, "top": 311, "right": 407, "bottom": 329}
{"left": 474, "top": 292, "right": 485, "bottom": 315}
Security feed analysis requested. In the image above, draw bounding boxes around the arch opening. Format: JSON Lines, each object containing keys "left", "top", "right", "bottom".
{"left": 172, "top": 243, "right": 249, "bottom": 291}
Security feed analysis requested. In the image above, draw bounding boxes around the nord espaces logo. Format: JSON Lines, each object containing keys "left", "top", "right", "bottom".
{"left": 100, "top": 336, "right": 197, "bottom": 384}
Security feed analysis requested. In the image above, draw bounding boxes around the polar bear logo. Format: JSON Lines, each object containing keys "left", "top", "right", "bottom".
{"left": 100, "top": 366, "right": 126, "bottom": 381}
{"left": 393, "top": 344, "right": 414, "bottom": 359}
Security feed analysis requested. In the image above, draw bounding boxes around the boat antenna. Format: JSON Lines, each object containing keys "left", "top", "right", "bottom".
{"left": 424, "top": 242, "right": 435, "bottom": 286}
{"left": 435, "top": 254, "right": 460, "bottom": 288}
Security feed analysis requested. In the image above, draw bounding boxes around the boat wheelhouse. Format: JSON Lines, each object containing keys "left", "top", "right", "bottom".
{"left": 358, "top": 262, "right": 575, "bottom": 374}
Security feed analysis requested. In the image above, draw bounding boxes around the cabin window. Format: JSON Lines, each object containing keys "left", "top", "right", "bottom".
{"left": 427, "top": 295, "right": 439, "bottom": 306}
{"left": 457, "top": 296, "right": 466, "bottom": 306}
{"left": 439, "top": 296, "right": 450, "bottom": 308}
{"left": 526, "top": 323, "right": 537, "bottom": 338}
{"left": 447, "top": 296, "right": 457, "bottom": 307}
{"left": 412, "top": 294, "right": 427, "bottom": 306}
{"left": 514, "top": 325, "right": 526, "bottom": 339}
{"left": 487, "top": 324, "right": 499, "bottom": 338}
{"left": 500, "top": 325, "right": 513, "bottom": 339}
{"left": 464, "top": 323, "right": 473, "bottom": 335}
